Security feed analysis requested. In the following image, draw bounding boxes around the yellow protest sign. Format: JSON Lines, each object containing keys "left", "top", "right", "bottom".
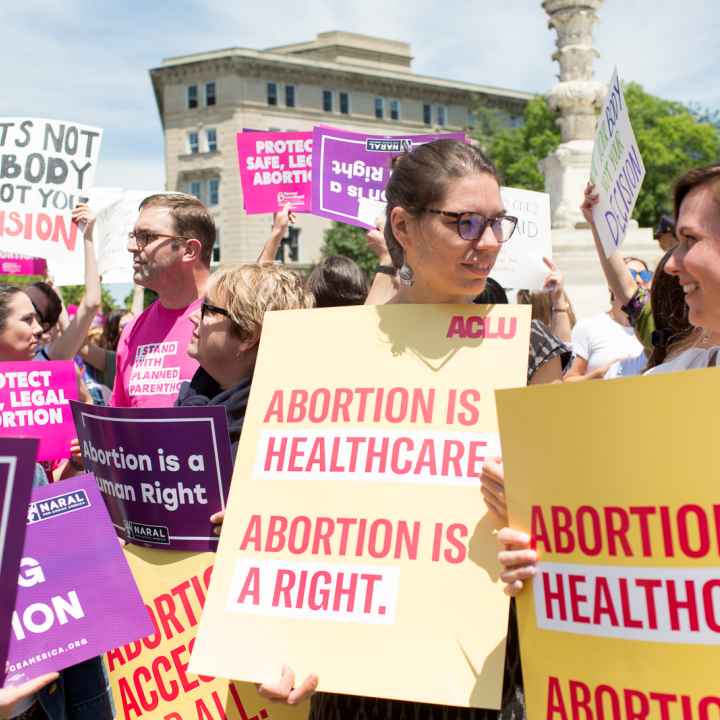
{"left": 108, "top": 546, "right": 308, "bottom": 720}
{"left": 496, "top": 369, "right": 720, "bottom": 720}
{"left": 190, "top": 304, "right": 531, "bottom": 708}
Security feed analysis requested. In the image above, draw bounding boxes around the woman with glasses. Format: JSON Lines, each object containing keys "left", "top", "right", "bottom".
{"left": 259, "top": 140, "right": 536, "bottom": 720}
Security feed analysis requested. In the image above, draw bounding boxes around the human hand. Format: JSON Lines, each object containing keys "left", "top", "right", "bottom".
{"left": 69, "top": 438, "right": 83, "bottom": 469}
{"left": 580, "top": 182, "right": 599, "bottom": 227}
{"left": 0, "top": 672, "right": 59, "bottom": 717}
{"left": 210, "top": 510, "right": 224, "bottom": 537}
{"left": 257, "top": 665, "right": 318, "bottom": 705}
{"left": 366, "top": 215, "right": 390, "bottom": 263}
{"left": 497, "top": 527, "right": 537, "bottom": 597}
{"left": 480, "top": 457, "right": 507, "bottom": 524}
{"left": 71, "top": 203, "right": 96, "bottom": 239}
{"left": 272, "top": 203, "right": 296, "bottom": 236}
{"left": 542, "top": 257, "right": 565, "bottom": 304}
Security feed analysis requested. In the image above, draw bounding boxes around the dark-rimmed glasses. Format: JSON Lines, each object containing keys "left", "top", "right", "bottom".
{"left": 128, "top": 230, "right": 192, "bottom": 250}
{"left": 201, "top": 300, "right": 232, "bottom": 320}
{"left": 426, "top": 209, "right": 518, "bottom": 243}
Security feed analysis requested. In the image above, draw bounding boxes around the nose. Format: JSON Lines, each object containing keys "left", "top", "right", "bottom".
{"left": 128, "top": 233, "right": 140, "bottom": 252}
{"left": 189, "top": 309, "right": 200, "bottom": 328}
{"left": 472, "top": 223, "right": 501, "bottom": 252}
{"left": 665, "top": 243, "right": 684, "bottom": 277}
{"left": 31, "top": 317, "right": 43, "bottom": 336}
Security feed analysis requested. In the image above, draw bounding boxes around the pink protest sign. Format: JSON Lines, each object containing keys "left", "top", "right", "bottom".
{"left": 4, "top": 473, "right": 153, "bottom": 685}
{"left": 0, "top": 361, "right": 79, "bottom": 461}
{"left": 236, "top": 131, "right": 312, "bottom": 214}
{"left": 0, "top": 255, "right": 47, "bottom": 277}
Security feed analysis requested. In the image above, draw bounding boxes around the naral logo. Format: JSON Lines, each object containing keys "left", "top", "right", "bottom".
{"left": 365, "top": 138, "right": 413, "bottom": 153}
{"left": 125, "top": 521, "right": 170, "bottom": 545}
{"left": 27, "top": 490, "right": 90, "bottom": 524}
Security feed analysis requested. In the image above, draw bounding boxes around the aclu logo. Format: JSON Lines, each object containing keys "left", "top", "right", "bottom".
{"left": 27, "top": 490, "right": 90, "bottom": 525}
{"left": 125, "top": 520, "right": 170, "bottom": 545}
{"left": 365, "top": 138, "right": 413, "bottom": 153}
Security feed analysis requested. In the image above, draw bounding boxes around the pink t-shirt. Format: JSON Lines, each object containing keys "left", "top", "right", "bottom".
{"left": 110, "top": 299, "right": 200, "bottom": 408}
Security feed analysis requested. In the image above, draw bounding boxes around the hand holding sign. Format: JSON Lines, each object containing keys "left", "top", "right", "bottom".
{"left": 0, "top": 672, "right": 59, "bottom": 715}
{"left": 257, "top": 665, "right": 319, "bottom": 706}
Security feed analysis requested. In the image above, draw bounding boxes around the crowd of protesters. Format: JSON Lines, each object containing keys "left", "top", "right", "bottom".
{"left": 0, "top": 138, "right": 718, "bottom": 719}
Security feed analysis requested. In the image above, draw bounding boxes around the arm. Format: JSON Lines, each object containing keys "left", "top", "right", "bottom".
{"left": 258, "top": 203, "right": 294, "bottom": 264}
{"left": 542, "top": 256, "right": 573, "bottom": 344}
{"left": 45, "top": 204, "right": 101, "bottom": 360}
{"left": 1, "top": 673, "right": 59, "bottom": 718}
{"left": 582, "top": 183, "right": 637, "bottom": 306}
{"left": 529, "top": 355, "right": 562, "bottom": 385}
{"left": 79, "top": 342, "right": 108, "bottom": 372}
{"left": 365, "top": 217, "right": 399, "bottom": 305}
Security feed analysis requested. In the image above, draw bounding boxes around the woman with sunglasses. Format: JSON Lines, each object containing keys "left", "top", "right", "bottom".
{"left": 259, "top": 140, "right": 536, "bottom": 720}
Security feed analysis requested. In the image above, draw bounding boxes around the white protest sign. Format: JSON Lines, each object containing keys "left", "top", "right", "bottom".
{"left": 0, "top": 119, "right": 103, "bottom": 281}
{"left": 93, "top": 190, "right": 157, "bottom": 283}
{"left": 590, "top": 69, "right": 646, "bottom": 257}
{"left": 493, "top": 186, "right": 552, "bottom": 290}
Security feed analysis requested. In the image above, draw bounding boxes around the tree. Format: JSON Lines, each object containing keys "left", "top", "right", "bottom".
{"left": 320, "top": 222, "right": 377, "bottom": 278}
{"left": 58, "top": 285, "right": 115, "bottom": 314}
{"left": 123, "top": 287, "right": 157, "bottom": 311}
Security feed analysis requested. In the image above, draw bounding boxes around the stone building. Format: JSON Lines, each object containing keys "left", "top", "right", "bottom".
{"left": 149, "top": 31, "right": 532, "bottom": 268}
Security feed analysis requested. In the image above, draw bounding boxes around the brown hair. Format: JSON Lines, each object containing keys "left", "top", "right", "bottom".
{"left": 0, "top": 285, "right": 24, "bottom": 331}
{"left": 516, "top": 289, "right": 577, "bottom": 329}
{"left": 384, "top": 140, "right": 499, "bottom": 268}
{"left": 210, "top": 264, "right": 313, "bottom": 342}
{"left": 306, "top": 256, "right": 369, "bottom": 307}
{"left": 140, "top": 193, "right": 216, "bottom": 266}
{"left": 673, "top": 163, "right": 720, "bottom": 220}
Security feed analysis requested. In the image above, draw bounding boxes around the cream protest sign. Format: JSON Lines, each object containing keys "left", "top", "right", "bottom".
{"left": 108, "top": 546, "right": 308, "bottom": 720}
{"left": 190, "top": 304, "right": 531, "bottom": 708}
{"left": 496, "top": 369, "right": 720, "bottom": 720}
{"left": 0, "top": 118, "right": 102, "bottom": 284}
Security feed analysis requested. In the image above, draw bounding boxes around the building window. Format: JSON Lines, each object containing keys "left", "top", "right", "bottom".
{"left": 423, "top": 103, "right": 432, "bottom": 126}
{"left": 339, "top": 92, "right": 350, "bottom": 115}
{"left": 285, "top": 85, "right": 296, "bottom": 108}
{"left": 267, "top": 82, "right": 278, "bottom": 106}
{"left": 437, "top": 105, "right": 447, "bottom": 127}
{"left": 389, "top": 99, "right": 400, "bottom": 121}
{"left": 205, "top": 81, "right": 216, "bottom": 106}
{"left": 206, "top": 128, "right": 217, "bottom": 152}
{"left": 374, "top": 97, "right": 384, "bottom": 120}
{"left": 212, "top": 229, "right": 221, "bottom": 265}
{"left": 275, "top": 227, "right": 301, "bottom": 262}
{"left": 208, "top": 178, "right": 220, "bottom": 206}
{"left": 187, "top": 85, "right": 198, "bottom": 109}
{"left": 188, "top": 132, "right": 199, "bottom": 154}
{"left": 466, "top": 109, "right": 476, "bottom": 128}
{"left": 322, "top": 90, "right": 333, "bottom": 113}
{"left": 189, "top": 180, "right": 202, "bottom": 198}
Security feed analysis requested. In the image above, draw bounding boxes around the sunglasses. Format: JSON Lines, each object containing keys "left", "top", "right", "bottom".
{"left": 629, "top": 269, "right": 653, "bottom": 283}
{"left": 200, "top": 301, "right": 232, "bottom": 320}
{"left": 425, "top": 209, "right": 518, "bottom": 243}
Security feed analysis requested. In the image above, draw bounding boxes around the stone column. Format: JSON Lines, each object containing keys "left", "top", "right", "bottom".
{"left": 540, "top": 0, "right": 605, "bottom": 229}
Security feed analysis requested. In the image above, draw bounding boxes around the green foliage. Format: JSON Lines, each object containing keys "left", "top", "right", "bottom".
{"left": 625, "top": 83, "right": 720, "bottom": 225}
{"left": 473, "top": 96, "right": 561, "bottom": 192}
{"left": 123, "top": 287, "right": 157, "bottom": 310}
{"left": 58, "top": 285, "right": 115, "bottom": 314}
{"left": 320, "top": 222, "right": 377, "bottom": 278}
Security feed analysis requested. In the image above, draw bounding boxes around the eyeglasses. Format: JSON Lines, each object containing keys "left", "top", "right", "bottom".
{"left": 128, "top": 230, "right": 191, "bottom": 250}
{"left": 629, "top": 268, "right": 653, "bottom": 283}
{"left": 425, "top": 210, "right": 518, "bottom": 243}
{"left": 200, "top": 300, "right": 232, "bottom": 320}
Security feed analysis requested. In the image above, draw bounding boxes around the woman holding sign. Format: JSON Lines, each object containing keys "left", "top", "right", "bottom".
{"left": 260, "top": 140, "right": 529, "bottom": 719}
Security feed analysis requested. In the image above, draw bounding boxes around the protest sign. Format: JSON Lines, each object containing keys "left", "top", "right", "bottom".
{"left": 0, "top": 437, "right": 38, "bottom": 680}
{"left": 71, "top": 402, "right": 234, "bottom": 551}
{"left": 589, "top": 70, "right": 646, "bottom": 257}
{"left": 109, "top": 546, "right": 308, "bottom": 720}
{"left": 311, "top": 127, "right": 465, "bottom": 228}
{"left": 0, "top": 361, "right": 78, "bottom": 461}
{"left": 237, "top": 131, "right": 312, "bottom": 214}
{"left": 93, "top": 190, "right": 157, "bottom": 283}
{"left": 0, "top": 253, "right": 47, "bottom": 278}
{"left": 189, "top": 304, "right": 531, "bottom": 708}
{"left": 491, "top": 187, "right": 552, "bottom": 290}
{"left": 4, "top": 473, "right": 152, "bottom": 685}
{"left": 495, "top": 368, "right": 720, "bottom": 720}
{"left": 0, "top": 118, "right": 103, "bottom": 282}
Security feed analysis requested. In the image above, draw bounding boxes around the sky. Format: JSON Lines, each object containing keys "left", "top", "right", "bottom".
{"left": 2, "top": 0, "right": 718, "bottom": 192}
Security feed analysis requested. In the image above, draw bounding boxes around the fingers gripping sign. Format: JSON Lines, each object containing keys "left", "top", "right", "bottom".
{"left": 257, "top": 665, "right": 319, "bottom": 706}
{"left": 497, "top": 527, "right": 538, "bottom": 597}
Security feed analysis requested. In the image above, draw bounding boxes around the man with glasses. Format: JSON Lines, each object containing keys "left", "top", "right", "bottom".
{"left": 110, "top": 193, "right": 214, "bottom": 408}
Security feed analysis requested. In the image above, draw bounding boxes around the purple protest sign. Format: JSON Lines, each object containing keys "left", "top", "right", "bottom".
{"left": 237, "top": 131, "right": 313, "bottom": 214}
{"left": 3, "top": 473, "right": 152, "bottom": 685}
{"left": 0, "top": 361, "right": 78, "bottom": 461}
{"left": 0, "top": 438, "right": 38, "bottom": 682}
{"left": 311, "top": 126, "right": 466, "bottom": 228}
{"left": 70, "top": 402, "right": 233, "bottom": 551}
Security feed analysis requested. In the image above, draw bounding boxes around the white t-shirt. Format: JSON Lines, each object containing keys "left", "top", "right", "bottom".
{"left": 644, "top": 346, "right": 720, "bottom": 375}
{"left": 571, "top": 312, "right": 644, "bottom": 372}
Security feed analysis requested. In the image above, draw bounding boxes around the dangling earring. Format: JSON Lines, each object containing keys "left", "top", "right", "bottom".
{"left": 398, "top": 262, "right": 414, "bottom": 287}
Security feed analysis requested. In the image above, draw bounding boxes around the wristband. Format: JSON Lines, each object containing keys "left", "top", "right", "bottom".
{"left": 552, "top": 306, "right": 570, "bottom": 313}
{"left": 376, "top": 265, "right": 397, "bottom": 276}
